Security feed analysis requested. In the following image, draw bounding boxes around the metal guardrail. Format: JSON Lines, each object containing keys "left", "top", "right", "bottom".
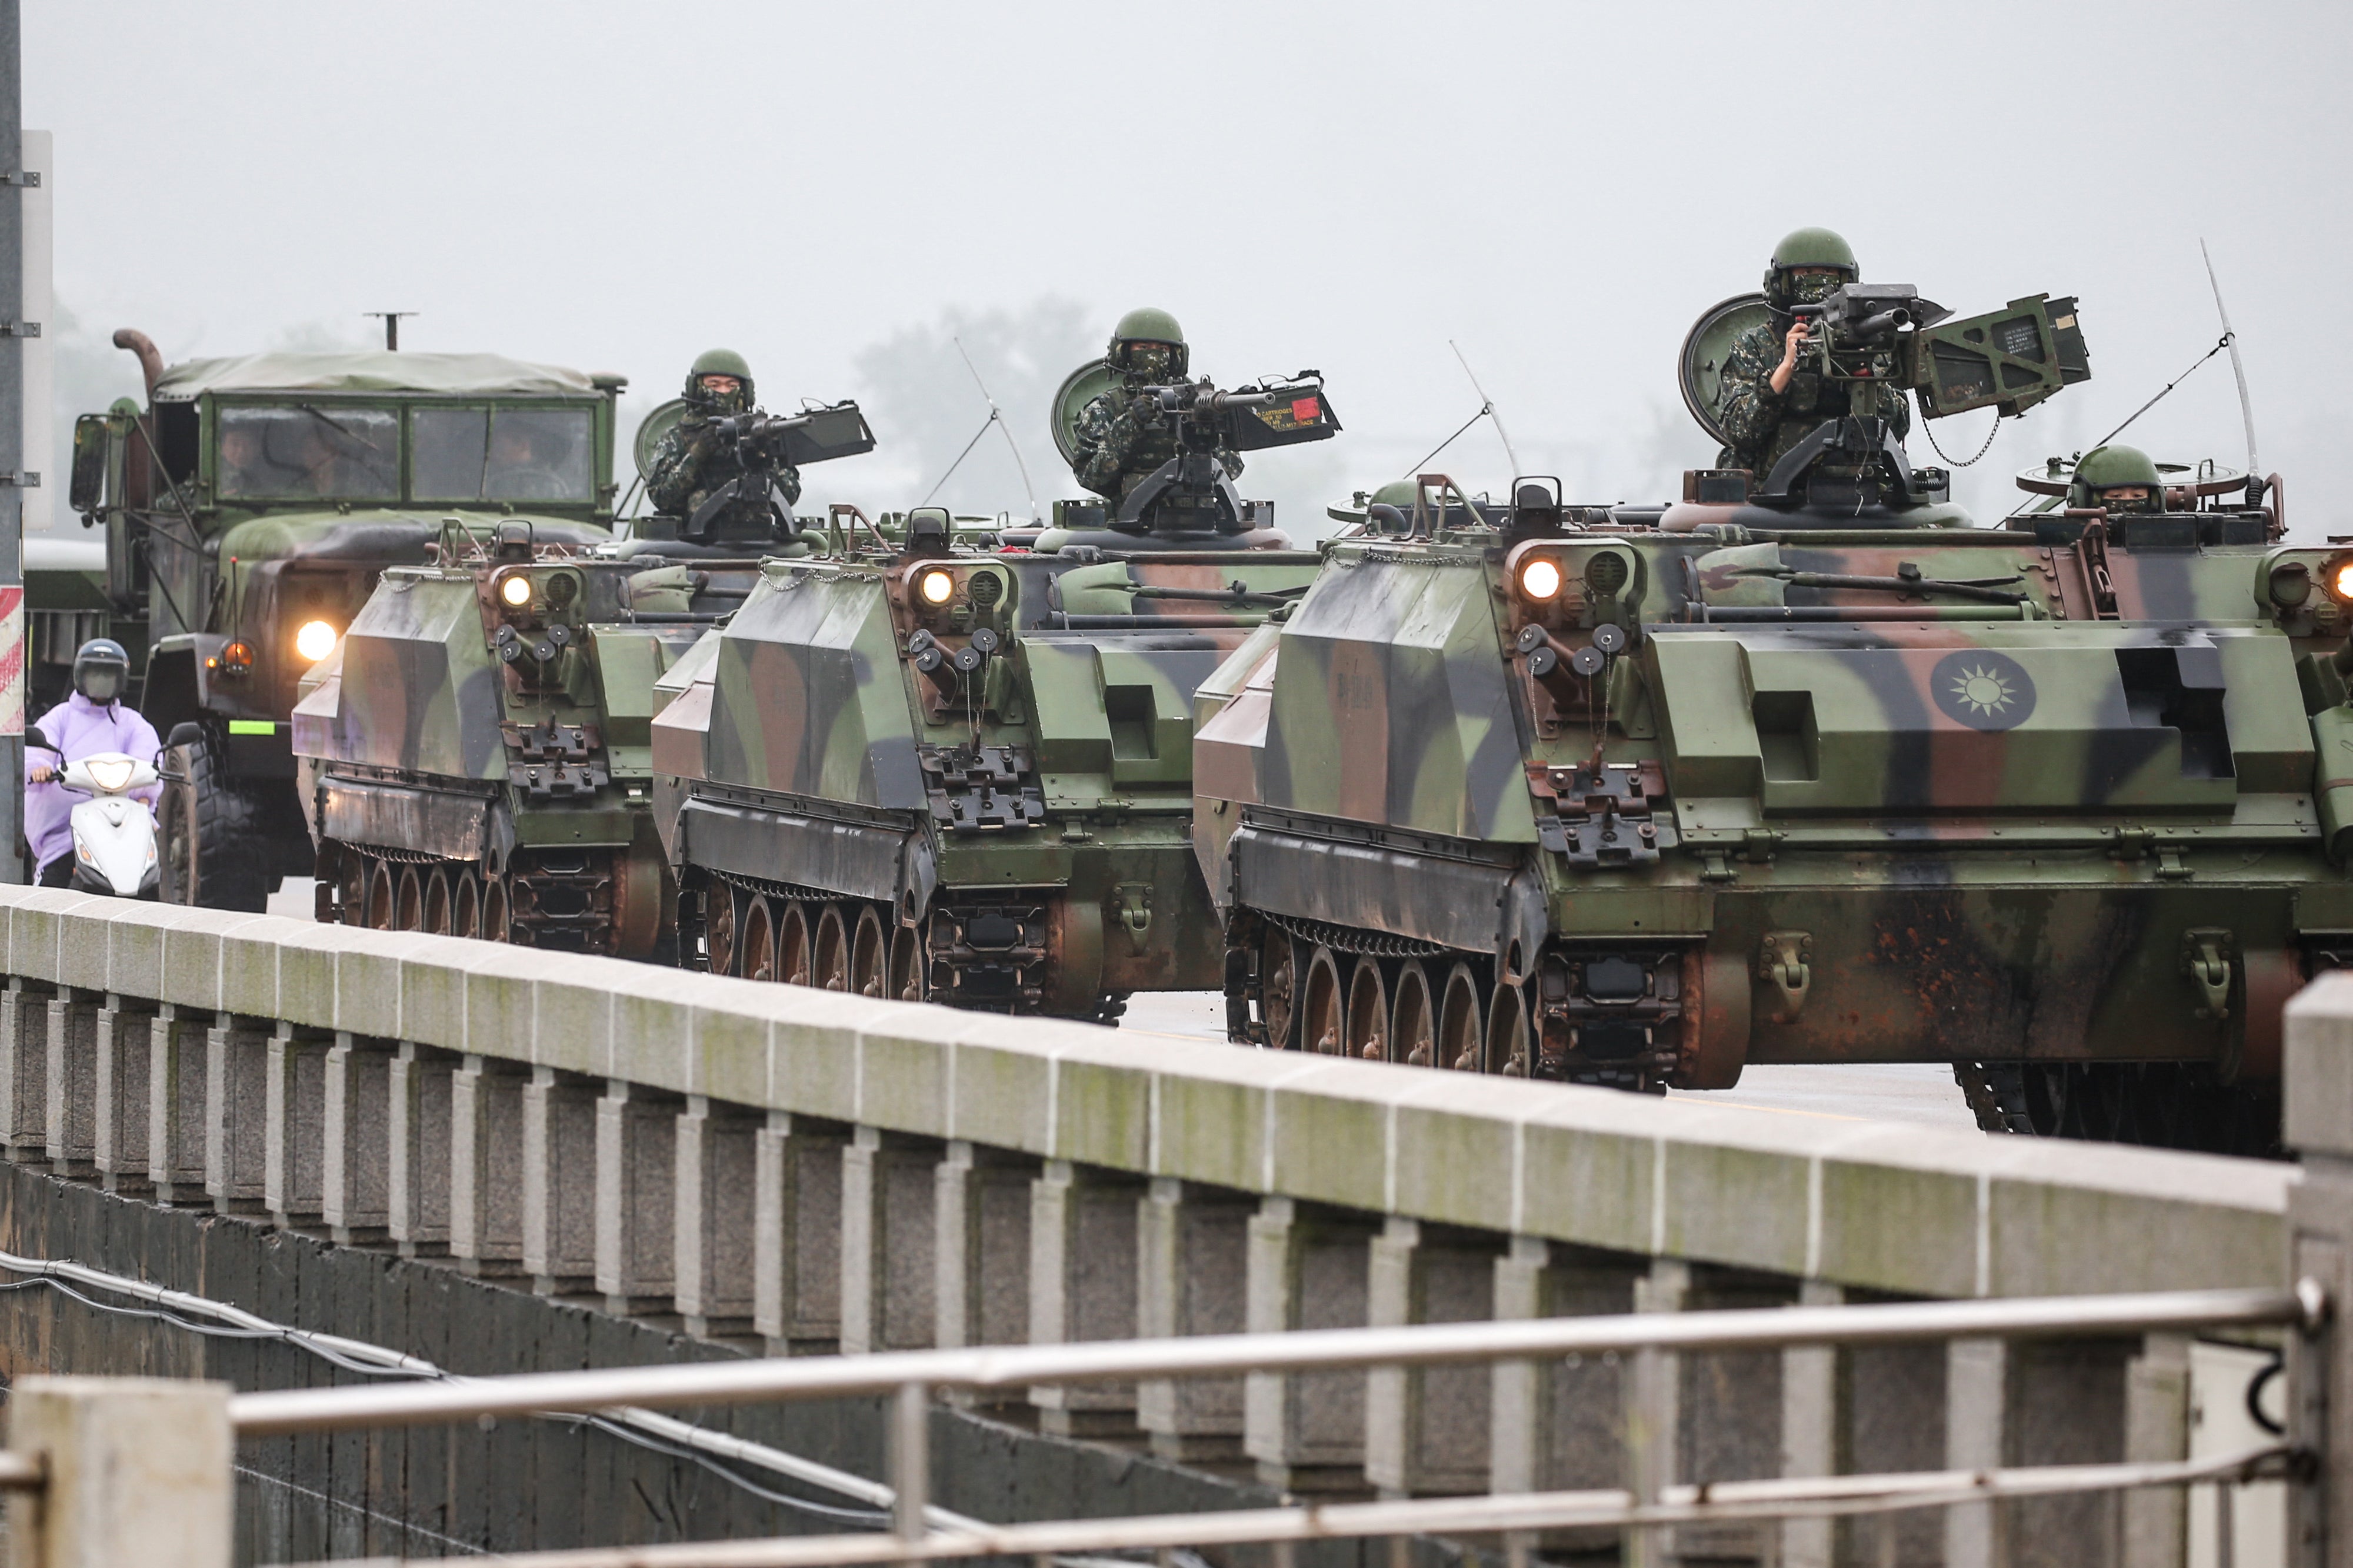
{"left": 234, "top": 1283, "right": 2320, "bottom": 1568}
{"left": 231, "top": 1284, "right": 2317, "bottom": 1432}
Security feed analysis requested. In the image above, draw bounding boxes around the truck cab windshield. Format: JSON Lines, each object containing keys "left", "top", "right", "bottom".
{"left": 412, "top": 406, "right": 594, "bottom": 503}
{"left": 216, "top": 405, "right": 399, "bottom": 501}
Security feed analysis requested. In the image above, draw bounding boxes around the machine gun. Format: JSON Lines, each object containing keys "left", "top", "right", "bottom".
{"left": 1111, "top": 373, "right": 1339, "bottom": 535}
{"left": 1744, "top": 286, "right": 2094, "bottom": 512}
{"left": 684, "top": 399, "right": 877, "bottom": 543}
{"left": 1789, "top": 285, "right": 2091, "bottom": 421}
{"left": 1128, "top": 373, "right": 1338, "bottom": 451}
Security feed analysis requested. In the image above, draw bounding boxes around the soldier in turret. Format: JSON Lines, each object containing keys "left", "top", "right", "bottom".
{"left": 1715, "top": 228, "right": 1913, "bottom": 481}
{"left": 645, "top": 348, "right": 802, "bottom": 530}
{"left": 1070, "top": 309, "right": 1243, "bottom": 501}
{"left": 2069, "top": 443, "right": 2165, "bottom": 514}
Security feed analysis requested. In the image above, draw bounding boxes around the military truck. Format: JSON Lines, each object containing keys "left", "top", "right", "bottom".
{"left": 651, "top": 368, "right": 1338, "bottom": 1016}
{"left": 62, "top": 336, "right": 624, "bottom": 908}
{"left": 292, "top": 523, "right": 763, "bottom": 955}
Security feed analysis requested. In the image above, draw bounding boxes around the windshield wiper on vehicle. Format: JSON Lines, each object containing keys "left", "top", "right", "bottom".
{"left": 296, "top": 403, "right": 360, "bottom": 439}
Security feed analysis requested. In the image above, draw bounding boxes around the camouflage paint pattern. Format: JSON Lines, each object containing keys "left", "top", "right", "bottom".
{"left": 294, "top": 547, "right": 758, "bottom": 956}
{"left": 657, "top": 542, "right": 1323, "bottom": 1012}
{"left": 1198, "top": 499, "right": 2349, "bottom": 1108}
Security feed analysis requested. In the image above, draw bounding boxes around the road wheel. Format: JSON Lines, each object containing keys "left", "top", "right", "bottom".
{"left": 365, "top": 859, "right": 395, "bottom": 929}
{"left": 1260, "top": 927, "right": 1300, "bottom": 1050}
{"left": 814, "top": 905, "right": 851, "bottom": 992}
{"left": 851, "top": 906, "right": 889, "bottom": 999}
{"left": 1438, "top": 962, "right": 1484, "bottom": 1071}
{"left": 395, "top": 865, "right": 424, "bottom": 931}
{"left": 776, "top": 900, "right": 813, "bottom": 986}
{"left": 888, "top": 920, "right": 926, "bottom": 1003}
{"left": 452, "top": 870, "right": 481, "bottom": 940}
{"left": 481, "top": 879, "right": 511, "bottom": 943}
{"left": 741, "top": 896, "right": 776, "bottom": 982}
{"left": 1344, "top": 958, "right": 1390, "bottom": 1061}
{"left": 1300, "top": 946, "right": 1345, "bottom": 1055}
{"left": 705, "top": 883, "right": 741, "bottom": 976}
{"left": 1390, "top": 961, "right": 1435, "bottom": 1067}
{"left": 423, "top": 867, "right": 452, "bottom": 935}
{"left": 336, "top": 848, "right": 366, "bottom": 926}
{"left": 159, "top": 723, "right": 270, "bottom": 912}
{"left": 1487, "top": 982, "right": 1531, "bottom": 1076}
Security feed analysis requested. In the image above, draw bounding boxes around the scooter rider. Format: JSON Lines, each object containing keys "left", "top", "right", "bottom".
{"left": 25, "top": 639, "right": 161, "bottom": 887}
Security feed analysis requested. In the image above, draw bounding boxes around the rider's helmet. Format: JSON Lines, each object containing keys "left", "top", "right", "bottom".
{"left": 682, "top": 348, "right": 754, "bottom": 415}
{"left": 1107, "top": 307, "right": 1188, "bottom": 382}
{"left": 71, "top": 638, "right": 129, "bottom": 705}
{"left": 1764, "top": 227, "right": 1859, "bottom": 312}
{"left": 2069, "top": 444, "right": 2165, "bottom": 513}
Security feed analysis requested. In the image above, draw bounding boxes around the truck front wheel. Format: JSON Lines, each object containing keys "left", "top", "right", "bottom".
{"left": 159, "top": 724, "right": 270, "bottom": 912}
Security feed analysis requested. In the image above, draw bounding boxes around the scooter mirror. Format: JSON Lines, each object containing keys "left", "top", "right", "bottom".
{"left": 23, "top": 726, "right": 48, "bottom": 752}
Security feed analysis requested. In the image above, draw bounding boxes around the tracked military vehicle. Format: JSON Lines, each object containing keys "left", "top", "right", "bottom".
{"left": 1196, "top": 291, "right": 2347, "bottom": 1155}
{"left": 62, "top": 337, "right": 624, "bottom": 909}
{"left": 291, "top": 523, "right": 766, "bottom": 955}
{"left": 291, "top": 398, "right": 876, "bottom": 954}
{"left": 652, "top": 368, "right": 1338, "bottom": 1016}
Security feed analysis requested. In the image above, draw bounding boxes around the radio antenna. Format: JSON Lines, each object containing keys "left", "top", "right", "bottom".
{"left": 919, "top": 336, "right": 1041, "bottom": 522}
{"left": 2199, "top": 239, "right": 2259, "bottom": 479}
{"left": 1449, "top": 341, "right": 1522, "bottom": 479}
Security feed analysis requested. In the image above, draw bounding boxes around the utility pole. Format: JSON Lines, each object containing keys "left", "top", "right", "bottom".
{"left": 0, "top": 0, "right": 27, "bottom": 884}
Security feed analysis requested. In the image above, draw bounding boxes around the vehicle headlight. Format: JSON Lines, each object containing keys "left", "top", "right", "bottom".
{"left": 916, "top": 568, "right": 956, "bottom": 606}
{"left": 2328, "top": 557, "right": 2353, "bottom": 605}
{"left": 295, "top": 619, "right": 339, "bottom": 662}
{"left": 498, "top": 573, "right": 535, "bottom": 608}
{"left": 1517, "top": 557, "right": 1564, "bottom": 601}
{"left": 85, "top": 758, "right": 135, "bottom": 793}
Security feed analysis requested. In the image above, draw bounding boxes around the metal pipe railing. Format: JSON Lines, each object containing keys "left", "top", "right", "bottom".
{"left": 228, "top": 1282, "right": 2316, "bottom": 1434}
{"left": 267, "top": 1443, "right": 2295, "bottom": 1568}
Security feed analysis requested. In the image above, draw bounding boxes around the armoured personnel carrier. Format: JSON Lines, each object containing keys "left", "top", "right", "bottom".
{"left": 291, "top": 398, "right": 876, "bottom": 954}
{"left": 652, "top": 369, "right": 1338, "bottom": 1017}
{"left": 291, "top": 523, "right": 764, "bottom": 954}
{"left": 1195, "top": 290, "right": 2341, "bottom": 1154}
{"left": 61, "top": 336, "right": 624, "bottom": 909}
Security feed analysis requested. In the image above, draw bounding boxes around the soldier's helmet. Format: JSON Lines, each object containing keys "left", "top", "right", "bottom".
{"left": 2070, "top": 444, "right": 2165, "bottom": 513}
{"left": 683, "top": 348, "right": 754, "bottom": 414}
{"left": 71, "top": 638, "right": 130, "bottom": 705}
{"left": 1362, "top": 478, "right": 1423, "bottom": 534}
{"left": 1108, "top": 307, "right": 1188, "bottom": 381}
{"left": 1764, "top": 227, "right": 1859, "bottom": 311}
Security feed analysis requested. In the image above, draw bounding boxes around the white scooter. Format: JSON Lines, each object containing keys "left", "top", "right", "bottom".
{"left": 28, "top": 726, "right": 161, "bottom": 898}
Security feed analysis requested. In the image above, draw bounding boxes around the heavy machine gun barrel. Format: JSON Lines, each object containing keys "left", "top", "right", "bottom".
{"left": 703, "top": 401, "right": 878, "bottom": 467}
{"left": 1126, "top": 374, "right": 1339, "bottom": 453}
{"left": 1788, "top": 284, "right": 2090, "bottom": 420}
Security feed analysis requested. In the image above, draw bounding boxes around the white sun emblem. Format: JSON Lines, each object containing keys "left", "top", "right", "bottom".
{"left": 1949, "top": 662, "right": 2015, "bottom": 717}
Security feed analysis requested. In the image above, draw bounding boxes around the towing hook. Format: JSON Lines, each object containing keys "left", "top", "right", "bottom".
{"left": 1759, "top": 930, "right": 1812, "bottom": 1023}
{"left": 2181, "top": 928, "right": 2234, "bottom": 1020}
{"left": 1113, "top": 883, "right": 1153, "bottom": 950}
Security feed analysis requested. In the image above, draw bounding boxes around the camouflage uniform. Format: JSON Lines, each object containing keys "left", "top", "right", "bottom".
{"left": 646, "top": 412, "right": 802, "bottom": 522}
{"left": 1714, "top": 317, "right": 1912, "bottom": 480}
{"left": 1071, "top": 385, "right": 1243, "bottom": 501}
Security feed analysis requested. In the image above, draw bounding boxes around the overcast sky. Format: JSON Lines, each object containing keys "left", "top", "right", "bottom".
{"left": 28, "top": 1, "right": 2353, "bottom": 538}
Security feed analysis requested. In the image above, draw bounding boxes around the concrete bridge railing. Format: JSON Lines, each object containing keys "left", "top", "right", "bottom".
{"left": 0, "top": 886, "right": 2306, "bottom": 1567}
